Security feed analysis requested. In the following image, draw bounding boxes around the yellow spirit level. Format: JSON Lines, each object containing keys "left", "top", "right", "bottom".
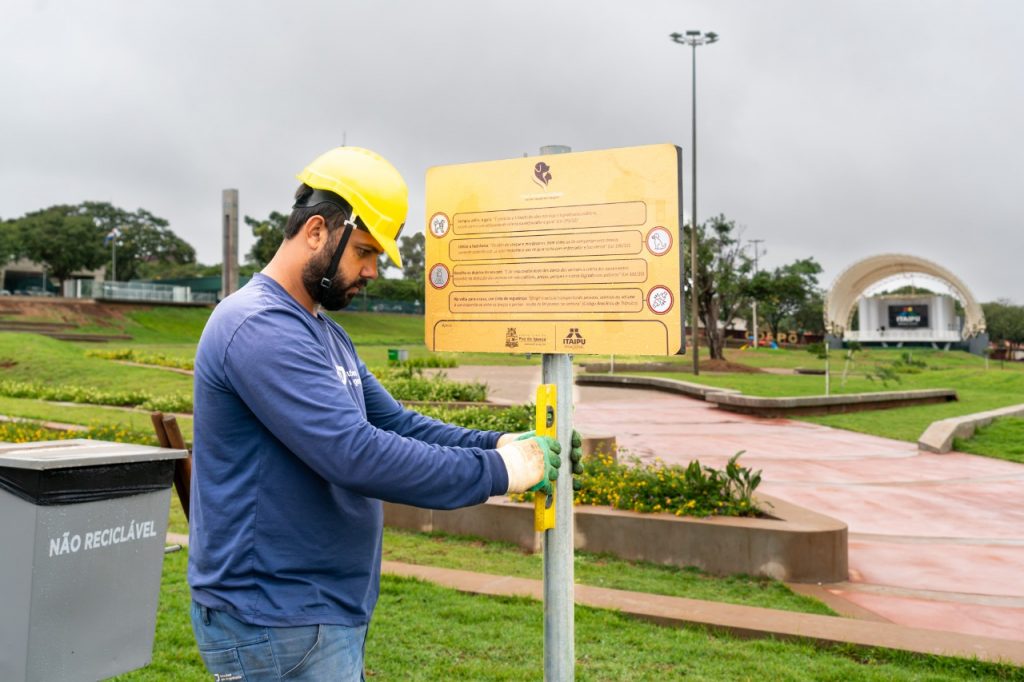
{"left": 534, "top": 384, "right": 557, "bottom": 531}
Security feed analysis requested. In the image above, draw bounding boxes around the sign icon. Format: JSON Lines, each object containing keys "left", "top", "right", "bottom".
{"left": 646, "top": 226, "right": 672, "bottom": 256}
{"left": 647, "top": 286, "right": 674, "bottom": 315}
{"left": 562, "top": 327, "right": 586, "bottom": 347}
{"left": 429, "top": 263, "right": 450, "bottom": 289}
{"left": 429, "top": 212, "right": 450, "bottom": 238}
{"left": 533, "top": 162, "right": 552, "bottom": 189}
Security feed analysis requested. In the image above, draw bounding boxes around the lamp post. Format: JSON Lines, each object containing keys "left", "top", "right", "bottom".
{"left": 104, "top": 227, "right": 122, "bottom": 283}
{"left": 670, "top": 29, "right": 718, "bottom": 375}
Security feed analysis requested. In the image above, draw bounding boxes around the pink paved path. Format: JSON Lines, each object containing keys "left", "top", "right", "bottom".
{"left": 449, "top": 365, "right": 1024, "bottom": 642}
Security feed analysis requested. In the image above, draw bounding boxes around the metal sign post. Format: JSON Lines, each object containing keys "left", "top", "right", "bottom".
{"left": 537, "top": 143, "right": 574, "bottom": 682}
{"left": 541, "top": 353, "right": 574, "bottom": 680}
{"left": 423, "top": 143, "right": 685, "bottom": 681}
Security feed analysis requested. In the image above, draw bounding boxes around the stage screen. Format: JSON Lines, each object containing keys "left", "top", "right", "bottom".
{"left": 888, "top": 304, "right": 930, "bottom": 329}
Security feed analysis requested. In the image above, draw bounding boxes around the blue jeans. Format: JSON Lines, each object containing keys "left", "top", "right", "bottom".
{"left": 191, "top": 601, "right": 367, "bottom": 681}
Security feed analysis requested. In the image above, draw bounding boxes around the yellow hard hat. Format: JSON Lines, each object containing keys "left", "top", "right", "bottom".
{"left": 296, "top": 146, "right": 408, "bottom": 267}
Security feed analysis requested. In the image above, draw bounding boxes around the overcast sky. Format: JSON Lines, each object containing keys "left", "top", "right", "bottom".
{"left": 2, "top": 0, "right": 1021, "bottom": 303}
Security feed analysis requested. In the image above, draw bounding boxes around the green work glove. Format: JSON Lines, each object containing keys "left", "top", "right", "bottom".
{"left": 496, "top": 435, "right": 561, "bottom": 495}
{"left": 526, "top": 435, "right": 561, "bottom": 496}
{"left": 514, "top": 429, "right": 584, "bottom": 491}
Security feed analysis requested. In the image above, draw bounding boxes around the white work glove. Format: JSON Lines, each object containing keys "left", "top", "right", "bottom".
{"left": 496, "top": 435, "right": 561, "bottom": 494}
{"left": 499, "top": 430, "right": 585, "bottom": 491}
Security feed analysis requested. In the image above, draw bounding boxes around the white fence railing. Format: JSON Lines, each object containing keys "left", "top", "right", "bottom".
{"left": 845, "top": 329, "right": 962, "bottom": 343}
{"left": 91, "top": 281, "right": 192, "bottom": 303}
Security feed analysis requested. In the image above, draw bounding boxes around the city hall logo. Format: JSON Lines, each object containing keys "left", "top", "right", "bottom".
{"left": 505, "top": 327, "right": 519, "bottom": 349}
{"left": 563, "top": 327, "right": 586, "bottom": 347}
{"left": 533, "top": 161, "right": 552, "bottom": 189}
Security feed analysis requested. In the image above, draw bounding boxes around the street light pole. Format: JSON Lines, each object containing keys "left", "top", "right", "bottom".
{"left": 671, "top": 29, "right": 718, "bottom": 375}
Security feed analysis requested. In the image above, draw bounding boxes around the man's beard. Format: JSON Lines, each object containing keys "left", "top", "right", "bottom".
{"left": 301, "top": 241, "right": 367, "bottom": 311}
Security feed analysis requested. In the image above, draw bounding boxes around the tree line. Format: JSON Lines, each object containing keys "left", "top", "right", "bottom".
{"left": 684, "top": 214, "right": 824, "bottom": 360}
{"left": 3, "top": 202, "right": 1020, "bottom": 358}
{"left": 245, "top": 211, "right": 426, "bottom": 303}
{"left": 0, "top": 202, "right": 196, "bottom": 286}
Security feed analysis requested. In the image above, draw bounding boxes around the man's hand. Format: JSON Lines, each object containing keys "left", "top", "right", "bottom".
{"left": 498, "top": 430, "right": 584, "bottom": 491}
{"left": 496, "top": 435, "right": 561, "bottom": 495}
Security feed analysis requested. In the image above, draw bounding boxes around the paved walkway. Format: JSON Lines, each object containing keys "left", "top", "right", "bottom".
{"left": 445, "top": 364, "right": 1024, "bottom": 643}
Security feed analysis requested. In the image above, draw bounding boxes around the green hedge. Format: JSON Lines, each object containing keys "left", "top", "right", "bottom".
{"left": 85, "top": 348, "right": 194, "bottom": 371}
{"left": 372, "top": 368, "right": 487, "bottom": 402}
{"left": 410, "top": 404, "right": 533, "bottom": 433}
{"left": 0, "top": 380, "right": 192, "bottom": 413}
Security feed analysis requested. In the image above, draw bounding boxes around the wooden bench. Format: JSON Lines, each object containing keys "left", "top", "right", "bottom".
{"left": 151, "top": 412, "right": 191, "bottom": 523}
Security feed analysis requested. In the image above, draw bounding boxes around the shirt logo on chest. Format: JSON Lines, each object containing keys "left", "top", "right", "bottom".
{"left": 335, "top": 365, "right": 362, "bottom": 387}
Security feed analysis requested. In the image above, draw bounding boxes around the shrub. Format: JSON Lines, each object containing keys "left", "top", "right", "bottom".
{"left": 85, "top": 348, "right": 194, "bottom": 371}
{"left": 0, "top": 380, "right": 192, "bottom": 413}
{"left": 0, "top": 421, "right": 157, "bottom": 446}
{"left": 372, "top": 369, "right": 487, "bottom": 402}
{"left": 410, "top": 404, "right": 533, "bottom": 433}
{"left": 140, "top": 393, "right": 194, "bottom": 413}
{"left": 387, "top": 356, "right": 458, "bottom": 370}
{"left": 515, "top": 451, "right": 763, "bottom": 518}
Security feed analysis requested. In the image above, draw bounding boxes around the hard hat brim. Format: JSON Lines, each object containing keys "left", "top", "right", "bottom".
{"left": 367, "top": 225, "right": 403, "bottom": 269}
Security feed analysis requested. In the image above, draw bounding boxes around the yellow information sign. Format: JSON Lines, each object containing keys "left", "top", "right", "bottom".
{"left": 424, "top": 144, "right": 684, "bottom": 355}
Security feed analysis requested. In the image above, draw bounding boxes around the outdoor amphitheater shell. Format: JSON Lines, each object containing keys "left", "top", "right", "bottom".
{"left": 824, "top": 254, "right": 986, "bottom": 348}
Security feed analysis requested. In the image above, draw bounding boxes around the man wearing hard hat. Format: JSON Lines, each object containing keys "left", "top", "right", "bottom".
{"left": 187, "top": 147, "right": 569, "bottom": 681}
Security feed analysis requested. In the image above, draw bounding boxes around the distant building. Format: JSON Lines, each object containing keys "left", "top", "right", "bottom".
{"left": 0, "top": 258, "right": 104, "bottom": 296}
{"left": 824, "top": 254, "right": 987, "bottom": 354}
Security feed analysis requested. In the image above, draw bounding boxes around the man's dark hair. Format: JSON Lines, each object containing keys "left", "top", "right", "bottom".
{"left": 284, "top": 184, "right": 352, "bottom": 238}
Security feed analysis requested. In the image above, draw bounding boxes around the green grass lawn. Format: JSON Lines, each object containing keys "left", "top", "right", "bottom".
{"left": 383, "top": 528, "right": 833, "bottom": 615}
{"left": 113, "top": 549, "right": 1023, "bottom": 681}
{"left": 0, "top": 395, "right": 191, "bottom": 436}
{"left": 630, "top": 348, "right": 1024, "bottom": 448}
{"left": 165, "top": 498, "right": 827, "bottom": 616}
{"left": 0, "top": 333, "right": 192, "bottom": 393}
{"left": 955, "top": 417, "right": 1024, "bottom": 464}
{"left": 2, "top": 304, "right": 1015, "bottom": 678}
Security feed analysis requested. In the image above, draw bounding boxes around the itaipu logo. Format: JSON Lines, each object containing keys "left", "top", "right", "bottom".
{"left": 533, "top": 161, "right": 553, "bottom": 189}
{"left": 895, "top": 307, "right": 922, "bottom": 326}
{"left": 563, "top": 328, "right": 585, "bottom": 347}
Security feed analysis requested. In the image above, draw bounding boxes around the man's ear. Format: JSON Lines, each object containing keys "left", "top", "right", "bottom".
{"left": 301, "top": 215, "right": 328, "bottom": 250}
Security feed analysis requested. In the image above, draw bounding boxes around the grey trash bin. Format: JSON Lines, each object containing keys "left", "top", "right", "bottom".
{"left": 0, "top": 439, "right": 187, "bottom": 682}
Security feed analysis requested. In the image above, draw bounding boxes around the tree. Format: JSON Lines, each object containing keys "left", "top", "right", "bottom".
{"left": 145, "top": 261, "right": 224, "bottom": 280}
{"left": 983, "top": 300, "right": 1024, "bottom": 357}
{"left": 78, "top": 202, "right": 195, "bottom": 281}
{"left": 683, "top": 215, "right": 754, "bottom": 360}
{"left": 747, "top": 258, "right": 823, "bottom": 341}
{"left": 365, "top": 277, "right": 421, "bottom": 302}
{"left": 398, "top": 232, "right": 425, "bottom": 281}
{"left": 0, "top": 219, "right": 18, "bottom": 266}
{"left": 245, "top": 211, "right": 287, "bottom": 268}
{"left": 792, "top": 288, "right": 826, "bottom": 336}
{"left": 16, "top": 205, "right": 108, "bottom": 286}
{"left": 377, "top": 231, "right": 426, "bottom": 283}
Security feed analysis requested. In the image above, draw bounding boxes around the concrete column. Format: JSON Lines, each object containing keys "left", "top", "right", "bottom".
{"left": 222, "top": 189, "right": 239, "bottom": 299}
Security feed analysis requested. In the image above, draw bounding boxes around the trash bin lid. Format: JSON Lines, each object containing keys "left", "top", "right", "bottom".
{"left": 0, "top": 439, "right": 187, "bottom": 471}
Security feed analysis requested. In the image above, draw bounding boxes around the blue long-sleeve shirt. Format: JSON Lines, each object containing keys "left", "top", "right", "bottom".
{"left": 188, "top": 273, "right": 508, "bottom": 626}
